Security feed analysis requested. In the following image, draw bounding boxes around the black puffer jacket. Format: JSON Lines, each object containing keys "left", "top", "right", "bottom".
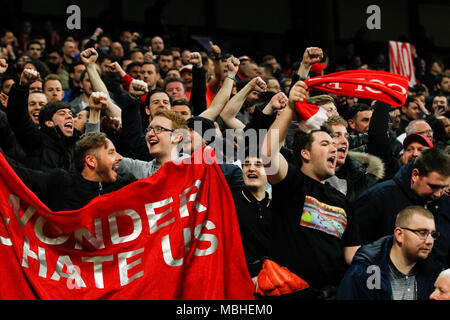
{"left": 7, "top": 84, "right": 80, "bottom": 171}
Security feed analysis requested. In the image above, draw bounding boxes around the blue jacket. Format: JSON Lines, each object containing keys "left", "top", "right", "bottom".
{"left": 354, "top": 162, "right": 450, "bottom": 268}
{"left": 336, "top": 236, "right": 441, "bottom": 300}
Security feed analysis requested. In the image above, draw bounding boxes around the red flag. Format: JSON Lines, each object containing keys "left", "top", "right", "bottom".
{"left": 294, "top": 70, "right": 409, "bottom": 128}
{"left": 0, "top": 148, "right": 254, "bottom": 300}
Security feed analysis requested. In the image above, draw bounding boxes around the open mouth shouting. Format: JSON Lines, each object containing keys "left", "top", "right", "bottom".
{"left": 327, "top": 155, "right": 336, "bottom": 169}
{"left": 62, "top": 121, "right": 74, "bottom": 135}
{"left": 337, "top": 146, "right": 347, "bottom": 159}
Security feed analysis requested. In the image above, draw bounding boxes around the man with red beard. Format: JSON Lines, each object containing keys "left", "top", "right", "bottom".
{"left": 3, "top": 132, "right": 136, "bottom": 211}
{"left": 260, "top": 80, "right": 361, "bottom": 298}
{"left": 325, "top": 116, "right": 384, "bottom": 204}
{"left": 337, "top": 206, "right": 441, "bottom": 300}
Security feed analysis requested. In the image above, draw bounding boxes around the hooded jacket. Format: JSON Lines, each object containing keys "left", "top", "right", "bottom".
{"left": 329, "top": 151, "right": 385, "bottom": 204}
{"left": 336, "top": 235, "right": 441, "bottom": 300}
{"left": 354, "top": 162, "right": 450, "bottom": 268}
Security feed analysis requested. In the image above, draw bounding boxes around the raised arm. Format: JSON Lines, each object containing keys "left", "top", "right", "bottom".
{"left": 219, "top": 77, "right": 267, "bottom": 130}
{"left": 261, "top": 80, "right": 308, "bottom": 184}
{"left": 84, "top": 92, "right": 109, "bottom": 133}
{"left": 188, "top": 52, "right": 207, "bottom": 115}
{"left": 298, "top": 47, "right": 323, "bottom": 78}
{"left": 199, "top": 55, "right": 240, "bottom": 121}
{"left": 6, "top": 69, "right": 43, "bottom": 152}
{"left": 289, "top": 47, "right": 324, "bottom": 93}
{"left": 207, "top": 41, "right": 225, "bottom": 94}
{"left": 80, "top": 48, "right": 122, "bottom": 119}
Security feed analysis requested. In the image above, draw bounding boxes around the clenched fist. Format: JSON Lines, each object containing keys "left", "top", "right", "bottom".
{"left": 89, "top": 92, "right": 108, "bottom": 110}
{"left": 108, "top": 62, "right": 126, "bottom": 78}
{"left": 20, "top": 68, "right": 40, "bottom": 86}
{"left": 225, "top": 56, "right": 240, "bottom": 76}
{"left": 288, "top": 81, "right": 308, "bottom": 108}
{"left": 301, "top": 47, "right": 323, "bottom": 67}
{"left": 248, "top": 77, "right": 267, "bottom": 93}
{"left": 129, "top": 79, "right": 148, "bottom": 98}
{"left": 188, "top": 52, "right": 202, "bottom": 68}
{"left": 81, "top": 48, "right": 99, "bottom": 65}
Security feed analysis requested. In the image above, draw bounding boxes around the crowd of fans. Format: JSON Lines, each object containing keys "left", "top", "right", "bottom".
{"left": 0, "top": 20, "right": 449, "bottom": 300}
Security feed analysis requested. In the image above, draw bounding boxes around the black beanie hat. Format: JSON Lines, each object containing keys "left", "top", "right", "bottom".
{"left": 186, "top": 116, "right": 216, "bottom": 144}
{"left": 38, "top": 101, "right": 72, "bottom": 128}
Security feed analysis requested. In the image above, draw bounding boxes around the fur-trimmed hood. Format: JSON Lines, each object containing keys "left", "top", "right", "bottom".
{"left": 348, "top": 151, "right": 385, "bottom": 180}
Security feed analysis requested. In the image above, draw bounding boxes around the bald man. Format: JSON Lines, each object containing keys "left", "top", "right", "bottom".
{"left": 430, "top": 269, "right": 450, "bottom": 300}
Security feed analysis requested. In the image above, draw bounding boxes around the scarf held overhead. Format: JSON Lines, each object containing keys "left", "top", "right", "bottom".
{"left": 0, "top": 148, "right": 254, "bottom": 300}
{"left": 295, "top": 70, "right": 409, "bottom": 127}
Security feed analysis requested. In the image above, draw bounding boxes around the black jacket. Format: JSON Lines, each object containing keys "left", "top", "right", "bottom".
{"left": 337, "top": 236, "right": 441, "bottom": 300}
{"left": 7, "top": 84, "right": 81, "bottom": 171}
{"left": 0, "top": 109, "right": 26, "bottom": 163}
{"left": 354, "top": 162, "right": 450, "bottom": 268}
{"left": 232, "top": 188, "right": 272, "bottom": 277}
{"left": 7, "top": 156, "right": 136, "bottom": 212}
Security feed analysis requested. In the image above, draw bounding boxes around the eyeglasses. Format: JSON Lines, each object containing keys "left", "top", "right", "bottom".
{"left": 415, "top": 129, "right": 433, "bottom": 136}
{"left": 145, "top": 126, "right": 173, "bottom": 134}
{"left": 400, "top": 227, "right": 440, "bottom": 240}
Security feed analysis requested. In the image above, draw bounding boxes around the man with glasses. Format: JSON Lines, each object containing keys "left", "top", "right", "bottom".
{"left": 117, "top": 109, "right": 189, "bottom": 179}
{"left": 337, "top": 206, "right": 442, "bottom": 300}
{"left": 397, "top": 119, "right": 434, "bottom": 146}
{"left": 354, "top": 148, "right": 450, "bottom": 269}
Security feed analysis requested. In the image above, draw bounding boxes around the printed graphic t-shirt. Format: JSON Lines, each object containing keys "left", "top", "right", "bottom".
{"left": 270, "top": 162, "right": 360, "bottom": 289}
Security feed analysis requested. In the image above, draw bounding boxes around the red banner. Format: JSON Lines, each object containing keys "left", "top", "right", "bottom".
{"left": 0, "top": 148, "right": 254, "bottom": 300}
{"left": 304, "top": 70, "right": 409, "bottom": 107}
{"left": 389, "top": 41, "right": 418, "bottom": 87}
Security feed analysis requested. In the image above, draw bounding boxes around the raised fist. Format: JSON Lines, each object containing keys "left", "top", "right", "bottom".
{"left": 188, "top": 52, "right": 202, "bottom": 68}
{"left": 269, "top": 92, "right": 288, "bottom": 111}
{"left": 80, "top": 48, "right": 99, "bottom": 65}
{"left": 249, "top": 77, "right": 267, "bottom": 93}
{"left": 20, "top": 68, "right": 40, "bottom": 86}
{"left": 129, "top": 79, "right": 148, "bottom": 98}
{"left": 89, "top": 92, "right": 108, "bottom": 110}
{"left": 107, "top": 62, "right": 126, "bottom": 77}
{"left": 225, "top": 56, "right": 240, "bottom": 76}
{"left": 301, "top": 47, "right": 323, "bottom": 67}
